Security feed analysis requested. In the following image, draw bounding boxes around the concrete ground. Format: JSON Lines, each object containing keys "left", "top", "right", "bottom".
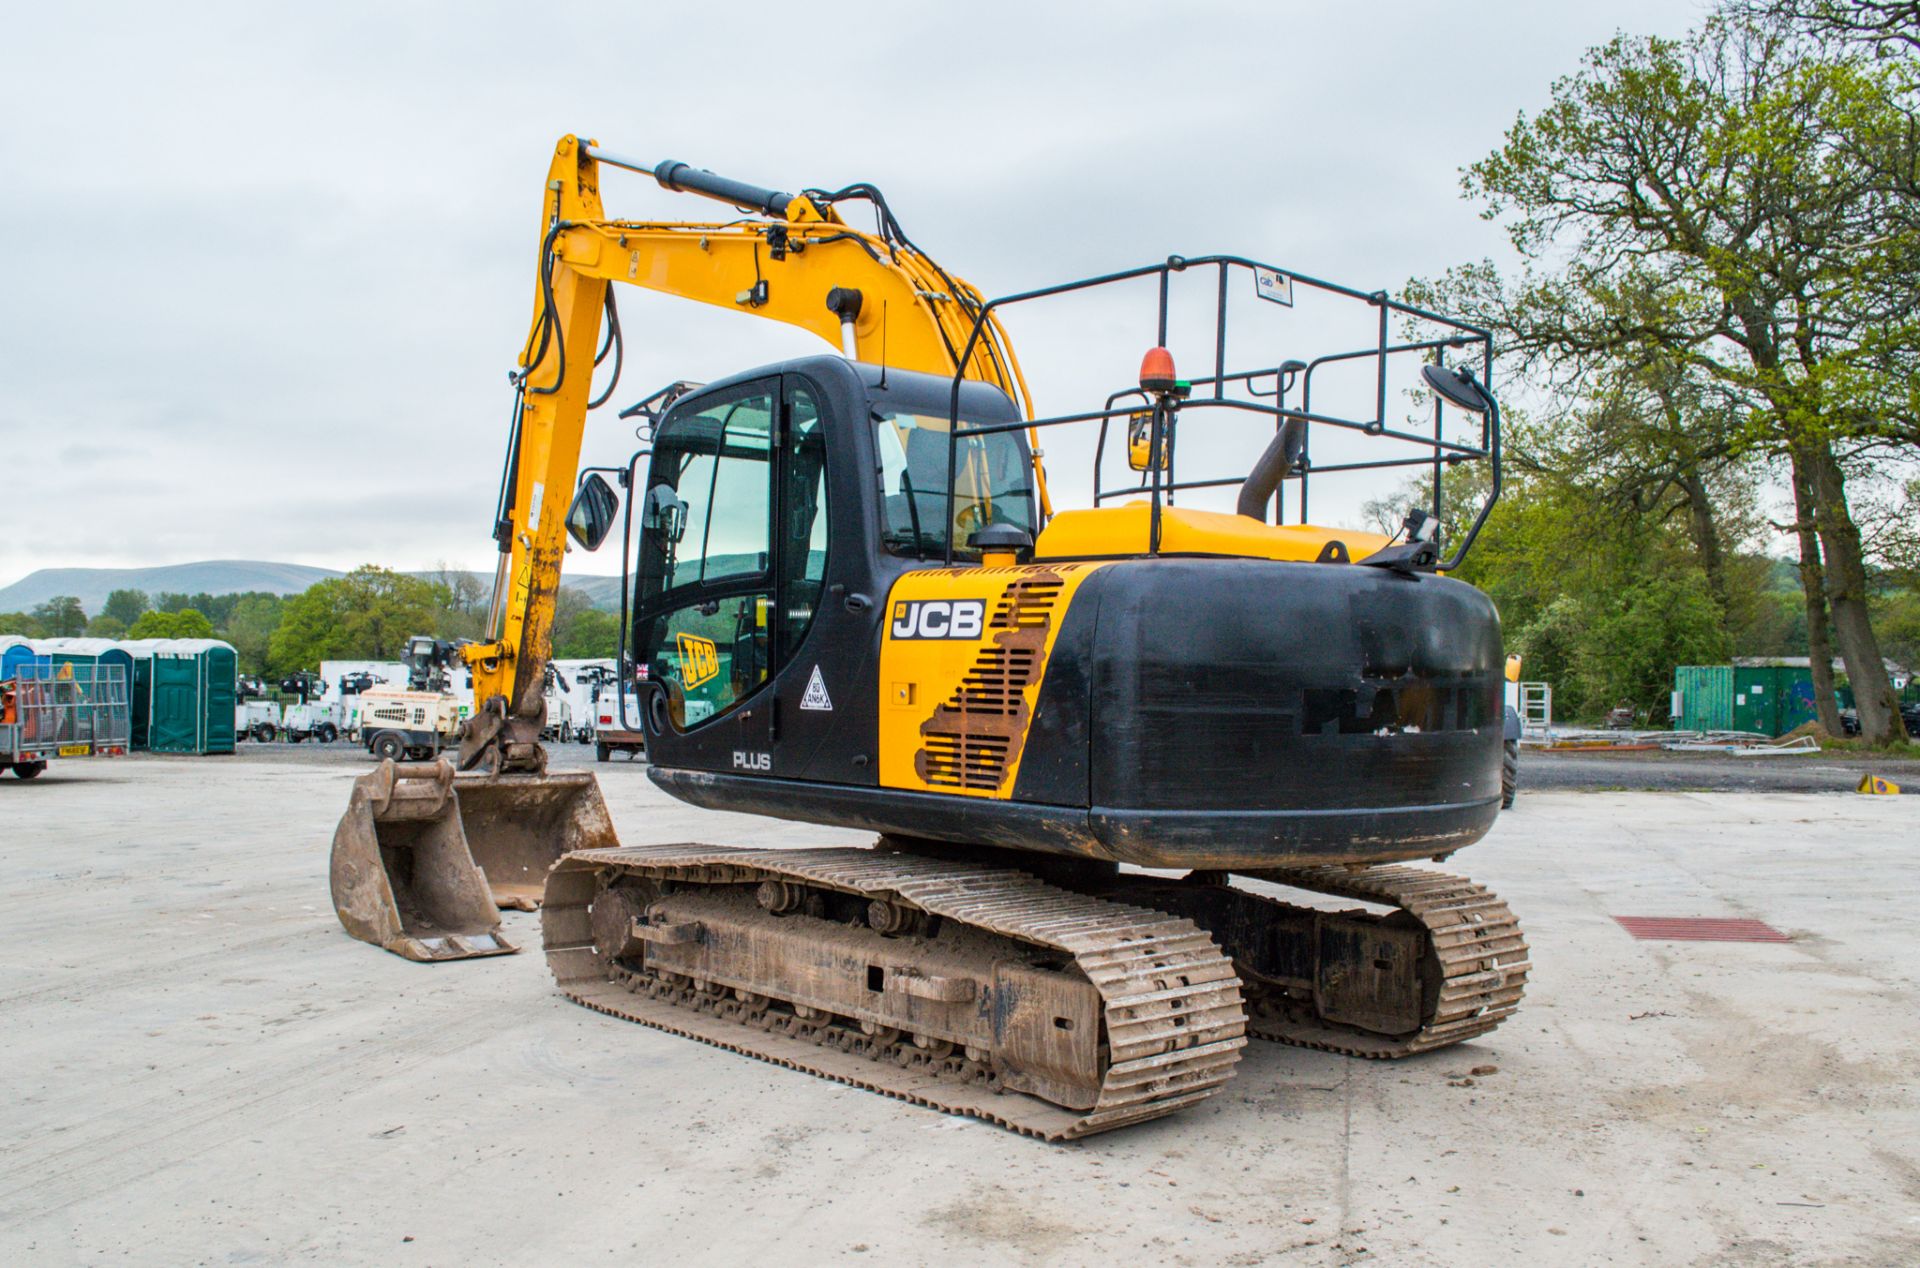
{"left": 3, "top": 756, "right": 1917, "bottom": 1266}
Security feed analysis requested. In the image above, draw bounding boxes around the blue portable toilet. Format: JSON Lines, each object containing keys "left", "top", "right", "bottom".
{"left": 1, "top": 637, "right": 52, "bottom": 683}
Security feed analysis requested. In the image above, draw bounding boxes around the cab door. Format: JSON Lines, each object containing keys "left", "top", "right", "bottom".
{"left": 632, "top": 376, "right": 831, "bottom": 773}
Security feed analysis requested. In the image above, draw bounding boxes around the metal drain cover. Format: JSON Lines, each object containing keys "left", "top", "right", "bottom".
{"left": 1612, "top": 916, "right": 1790, "bottom": 943}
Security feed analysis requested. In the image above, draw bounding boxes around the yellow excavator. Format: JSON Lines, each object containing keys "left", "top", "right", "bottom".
{"left": 330, "top": 135, "right": 1529, "bottom": 1139}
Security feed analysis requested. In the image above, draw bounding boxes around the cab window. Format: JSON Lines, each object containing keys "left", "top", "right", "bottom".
{"left": 875, "top": 412, "right": 1035, "bottom": 559}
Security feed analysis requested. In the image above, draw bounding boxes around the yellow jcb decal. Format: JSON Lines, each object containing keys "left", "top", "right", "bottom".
{"left": 676, "top": 633, "right": 720, "bottom": 689}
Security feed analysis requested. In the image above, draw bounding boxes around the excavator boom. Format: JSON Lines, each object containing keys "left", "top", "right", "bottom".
{"left": 333, "top": 135, "right": 1038, "bottom": 958}
{"left": 459, "top": 136, "right": 1039, "bottom": 772}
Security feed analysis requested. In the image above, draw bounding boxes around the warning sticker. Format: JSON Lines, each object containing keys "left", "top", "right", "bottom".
{"left": 800, "top": 665, "right": 833, "bottom": 711}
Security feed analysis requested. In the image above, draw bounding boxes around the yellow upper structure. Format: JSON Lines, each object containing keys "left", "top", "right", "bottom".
{"left": 1033, "top": 502, "right": 1390, "bottom": 564}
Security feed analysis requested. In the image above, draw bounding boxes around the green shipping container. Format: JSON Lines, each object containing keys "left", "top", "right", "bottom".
{"left": 1672, "top": 666, "right": 1734, "bottom": 731}
{"left": 144, "top": 639, "right": 237, "bottom": 754}
{"left": 1732, "top": 665, "right": 1821, "bottom": 737}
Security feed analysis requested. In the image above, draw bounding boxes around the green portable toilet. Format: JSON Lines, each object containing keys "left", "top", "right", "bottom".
{"left": 36, "top": 639, "right": 134, "bottom": 695}
{"left": 1672, "top": 665, "right": 1733, "bottom": 731}
{"left": 38, "top": 639, "right": 98, "bottom": 681}
{"left": 145, "top": 639, "right": 237, "bottom": 754}
{"left": 115, "top": 640, "right": 169, "bottom": 749}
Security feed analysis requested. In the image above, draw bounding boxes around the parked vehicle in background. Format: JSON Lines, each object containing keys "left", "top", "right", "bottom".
{"left": 1840, "top": 704, "right": 1920, "bottom": 739}
{"left": 282, "top": 700, "right": 342, "bottom": 743}
{"left": 540, "top": 663, "right": 575, "bottom": 744}
{"left": 357, "top": 689, "right": 464, "bottom": 761}
{"left": 590, "top": 661, "right": 646, "bottom": 763}
{"left": 355, "top": 636, "right": 468, "bottom": 761}
{"left": 236, "top": 699, "right": 282, "bottom": 743}
{"left": 552, "top": 658, "right": 615, "bottom": 744}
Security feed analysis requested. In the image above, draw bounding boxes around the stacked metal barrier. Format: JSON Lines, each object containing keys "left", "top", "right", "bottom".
{"left": 0, "top": 662, "right": 131, "bottom": 769}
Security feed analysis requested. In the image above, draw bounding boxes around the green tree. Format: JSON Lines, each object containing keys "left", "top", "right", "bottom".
{"left": 269, "top": 566, "right": 440, "bottom": 668}
{"left": 0, "top": 612, "right": 46, "bottom": 638}
{"left": 102, "top": 589, "right": 149, "bottom": 626}
{"left": 425, "top": 563, "right": 488, "bottom": 642}
{"left": 1415, "top": 14, "right": 1920, "bottom": 742}
{"left": 31, "top": 595, "right": 86, "bottom": 637}
{"left": 85, "top": 614, "right": 128, "bottom": 639}
{"left": 128, "top": 609, "right": 215, "bottom": 639}
{"left": 1571, "top": 573, "right": 1731, "bottom": 720}
{"left": 549, "top": 586, "right": 594, "bottom": 656}
{"left": 554, "top": 607, "right": 619, "bottom": 659}
{"left": 223, "top": 593, "right": 285, "bottom": 674}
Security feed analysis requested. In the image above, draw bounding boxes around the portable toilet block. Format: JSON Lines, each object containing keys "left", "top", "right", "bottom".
{"left": 144, "top": 639, "right": 238, "bottom": 754}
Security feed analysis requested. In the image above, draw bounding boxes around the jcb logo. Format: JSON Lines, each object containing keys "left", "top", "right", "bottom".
{"left": 891, "top": 599, "right": 985, "bottom": 641}
{"left": 675, "top": 633, "right": 719, "bottom": 688}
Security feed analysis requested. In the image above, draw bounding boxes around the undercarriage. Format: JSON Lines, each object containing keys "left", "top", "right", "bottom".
{"left": 540, "top": 840, "right": 1529, "bottom": 1139}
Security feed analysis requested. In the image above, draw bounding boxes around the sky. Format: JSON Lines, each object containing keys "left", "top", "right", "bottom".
{"left": 0, "top": 0, "right": 1708, "bottom": 591}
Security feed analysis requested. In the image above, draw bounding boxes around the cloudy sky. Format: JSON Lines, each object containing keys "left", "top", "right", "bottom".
{"left": 2, "top": 0, "right": 1703, "bottom": 589}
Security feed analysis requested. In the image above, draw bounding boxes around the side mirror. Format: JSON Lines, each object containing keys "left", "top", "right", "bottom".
{"left": 1126, "top": 411, "right": 1168, "bottom": 472}
{"left": 1421, "top": 363, "right": 1494, "bottom": 415}
{"left": 643, "top": 483, "right": 688, "bottom": 545}
{"left": 566, "top": 473, "right": 620, "bottom": 551}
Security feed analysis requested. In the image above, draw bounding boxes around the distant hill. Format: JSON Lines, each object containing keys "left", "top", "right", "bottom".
{"left": 0, "top": 560, "right": 625, "bottom": 614}
{"left": 0, "top": 561, "right": 341, "bottom": 613}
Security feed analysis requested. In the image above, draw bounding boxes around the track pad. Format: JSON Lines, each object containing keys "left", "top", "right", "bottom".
{"left": 1314, "top": 915, "right": 1424, "bottom": 1035}
{"left": 991, "top": 962, "right": 1102, "bottom": 1111}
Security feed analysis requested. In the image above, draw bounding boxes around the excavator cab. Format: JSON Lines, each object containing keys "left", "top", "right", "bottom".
{"left": 619, "top": 357, "right": 1033, "bottom": 766}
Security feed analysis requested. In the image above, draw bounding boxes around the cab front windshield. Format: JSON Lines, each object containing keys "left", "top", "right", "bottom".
{"left": 874, "top": 412, "right": 1035, "bottom": 559}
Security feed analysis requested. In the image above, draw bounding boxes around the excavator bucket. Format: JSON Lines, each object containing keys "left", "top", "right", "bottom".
{"left": 329, "top": 760, "right": 618, "bottom": 962}
{"left": 444, "top": 767, "right": 619, "bottom": 910}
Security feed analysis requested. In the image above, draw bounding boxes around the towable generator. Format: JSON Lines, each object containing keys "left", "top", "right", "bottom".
{"left": 329, "top": 136, "right": 1528, "bottom": 1138}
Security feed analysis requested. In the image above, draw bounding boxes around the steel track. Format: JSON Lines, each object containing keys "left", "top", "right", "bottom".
{"left": 542, "top": 844, "right": 1247, "bottom": 1140}
{"left": 1235, "top": 864, "right": 1531, "bottom": 1058}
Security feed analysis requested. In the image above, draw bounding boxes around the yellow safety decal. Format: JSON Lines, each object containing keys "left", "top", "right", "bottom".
{"left": 878, "top": 562, "right": 1107, "bottom": 798}
{"left": 676, "top": 633, "right": 720, "bottom": 689}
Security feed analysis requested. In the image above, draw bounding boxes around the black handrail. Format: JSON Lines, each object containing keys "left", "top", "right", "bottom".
{"left": 940, "top": 253, "right": 1498, "bottom": 571}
